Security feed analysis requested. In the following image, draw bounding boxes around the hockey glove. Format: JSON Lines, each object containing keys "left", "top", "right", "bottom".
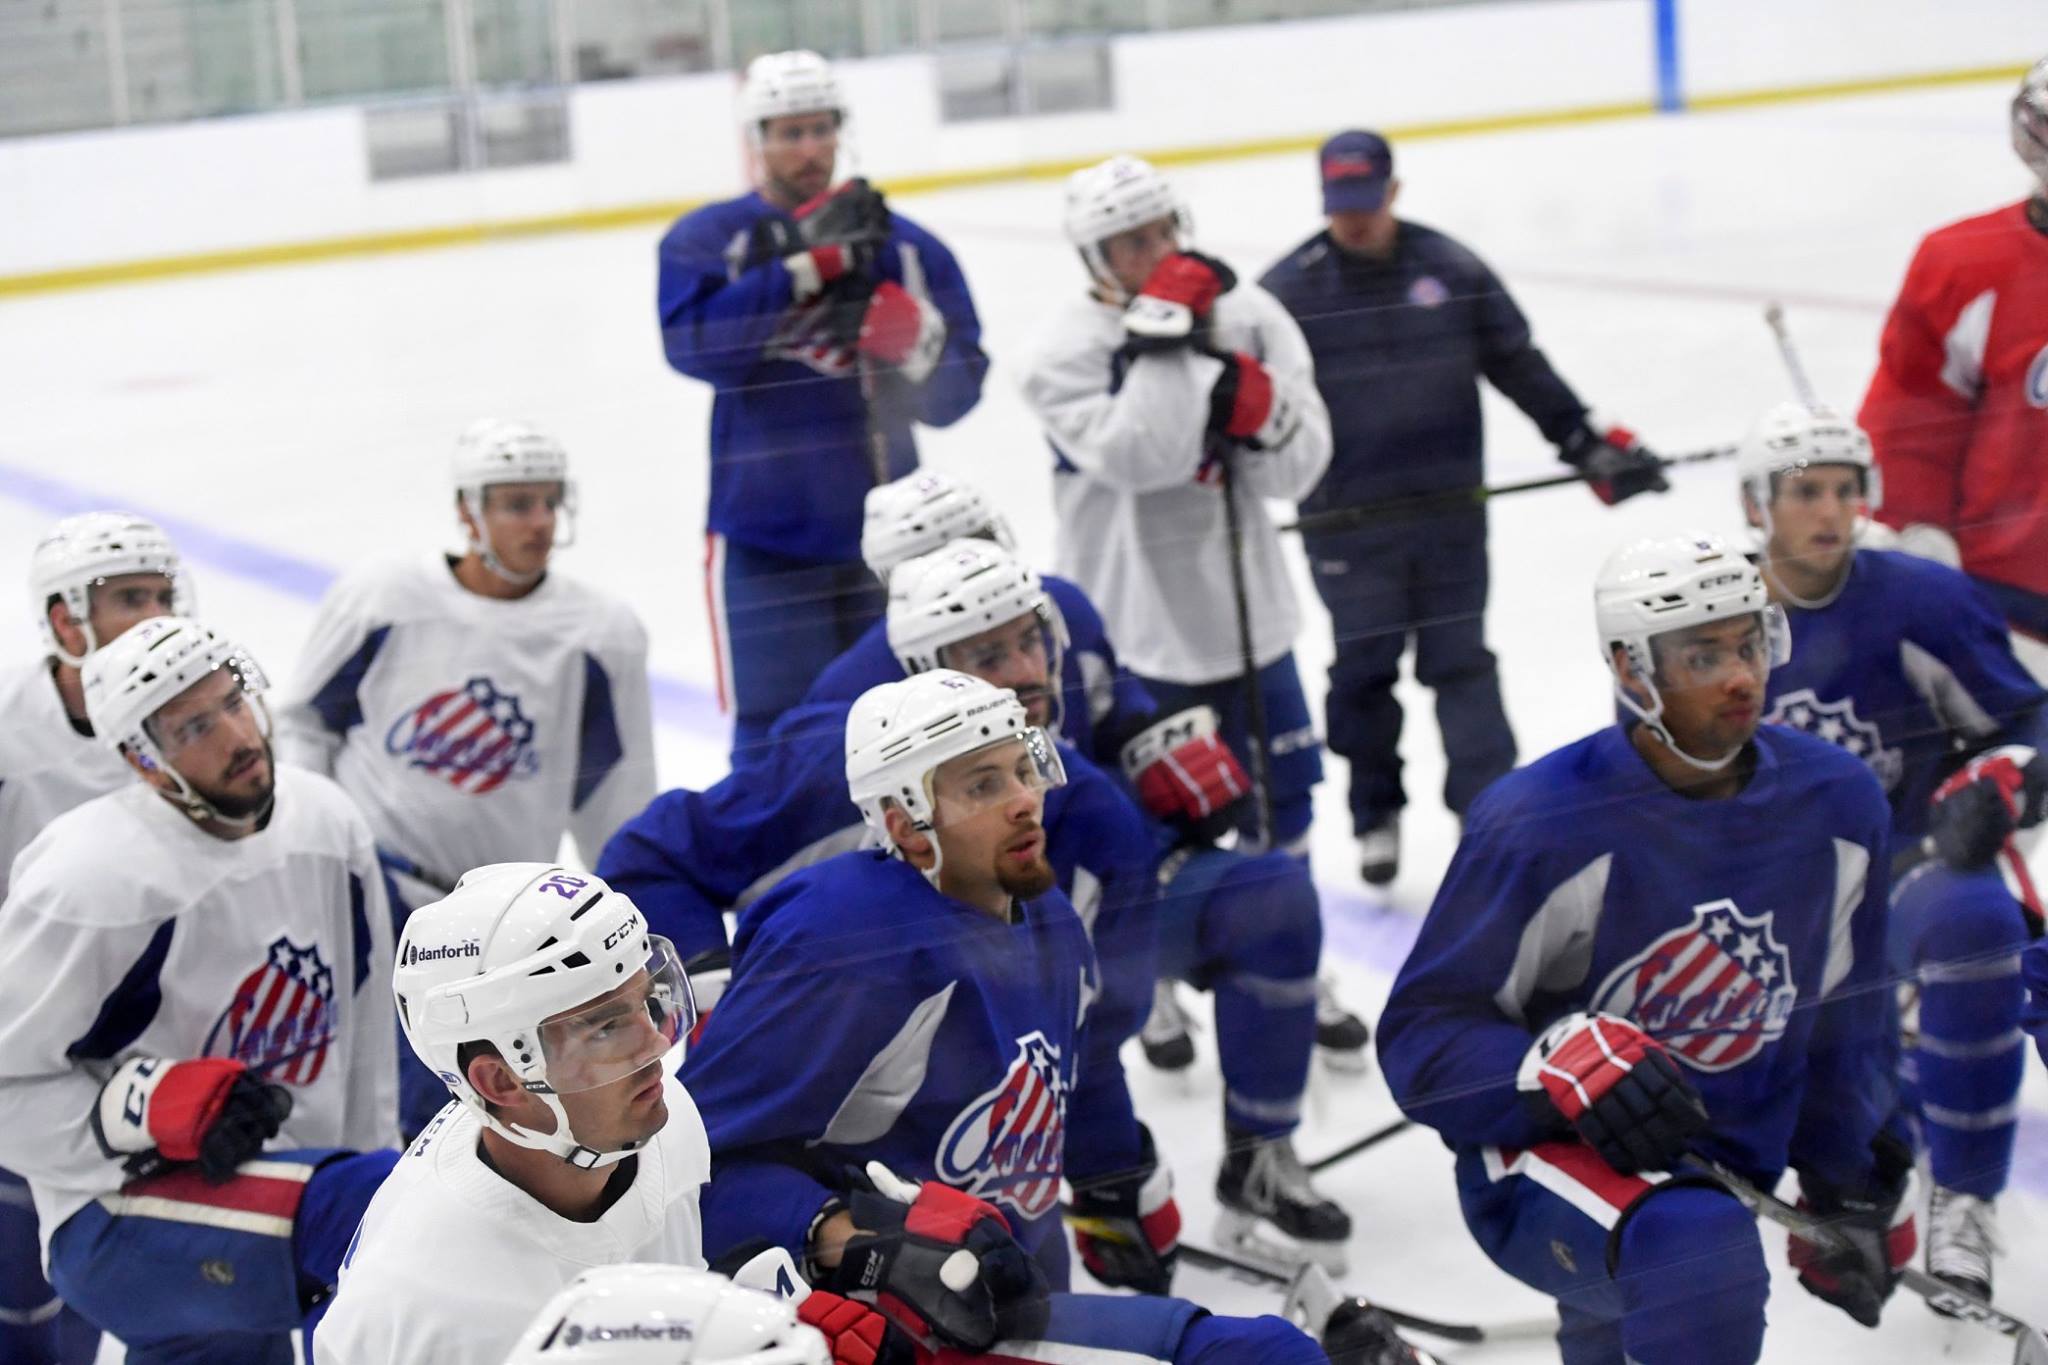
{"left": 1929, "top": 745, "right": 2048, "bottom": 872}
{"left": 1559, "top": 423, "right": 1669, "bottom": 505}
{"left": 823, "top": 1162, "right": 1046, "bottom": 1352}
{"left": 1516, "top": 1012, "right": 1707, "bottom": 1175}
{"left": 1207, "top": 352, "right": 1302, "bottom": 451}
{"left": 91, "top": 1056, "right": 292, "bottom": 1183}
{"left": 1788, "top": 1131, "right": 1916, "bottom": 1328}
{"left": 737, "top": 215, "right": 875, "bottom": 306}
{"left": 1120, "top": 706, "right": 1249, "bottom": 843}
{"left": 1066, "top": 1122, "right": 1182, "bottom": 1295}
{"left": 798, "top": 178, "right": 891, "bottom": 252}
{"left": 1123, "top": 251, "right": 1238, "bottom": 351}
{"left": 682, "top": 944, "right": 731, "bottom": 1048}
{"left": 858, "top": 282, "right": 947, "bottom": 384}
{"left": 798, "top": 1291, "right": 914, "bottom": 1365}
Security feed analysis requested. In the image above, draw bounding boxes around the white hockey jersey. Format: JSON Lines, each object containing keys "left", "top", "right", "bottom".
{"left": 275, "top": 554, "right": 657, "bottom": 892}
{"left": 0, "top": 657, "right": 136, "bottom": 904}
{"left": 1021, "top": 282, "right": 1332, "bottom": 685}
{"left": 0, "top": 768, "right": 397, "bottom": 1248}
{"left": 314, "top": 1079, "right": 710, "bottom": 1365}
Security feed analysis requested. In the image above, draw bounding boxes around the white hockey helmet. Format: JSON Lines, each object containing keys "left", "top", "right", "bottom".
{"left": 740, "top": 50, "right": 844, "bottom": 132}
{"left": 1594, "top": 532, "right": 1789, "bottom": 770}
{"left": 2014, "top": 57, "right": 2048, "bottom": 186}
{"left": 844, "top": 671, "right": 1065, "bottom": 880}
{"left": 451, "top": 418, "right": 578, "bottom": 573}
{"left": 505, "top": 1264, "right": 828, "bottom": 1365}
{"left": 886, "top": 539, "right": 1069, "bottom": 730}
{"left": 393, "top": 863, "right": 695, "bottom": 1170}
{"left": 860, "top": 470, "right": 1019, "bottom": 582}
{"left": 30, "top": 511, "right": 191, "bottom": 666}
{"left": 82, "top": 615, "right": 273, "bottom": 820}
{"left": 1062, "top": 155, "right": 1193, "bottom": 296}
{"left": 1738, "top": 401, "right": 1879, "bottom": 514}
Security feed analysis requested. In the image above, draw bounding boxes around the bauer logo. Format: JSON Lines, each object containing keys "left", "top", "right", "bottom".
{"left": 385, "top": 676, "right": 539, "bottom": 795}
{"left": 2027, "top": 343, "right": 2048, "bottom": 410}
{"left": 205, "top": 935, "right": 336, "bottom": 1085}
{"left": 1591, "top": 899, "right": 1795, "bottom": 1073}
{"left": 935, "top": 1030, "right": 1069, "bottom": 1220}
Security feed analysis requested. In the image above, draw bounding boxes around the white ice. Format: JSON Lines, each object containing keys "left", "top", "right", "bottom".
{"left": 4, "top": 79, "right": 2046, "bottom": 1361}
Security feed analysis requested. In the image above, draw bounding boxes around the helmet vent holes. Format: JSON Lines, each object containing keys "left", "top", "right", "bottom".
{"left": 567, "top": 891, "right": 605, "bottom": 921}
{"left": 560, "top": 951, "right": 590, "bottom": 969}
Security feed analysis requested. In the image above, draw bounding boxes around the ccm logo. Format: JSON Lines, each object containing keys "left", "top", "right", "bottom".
{"left": 602, "top": 916, "right": 639, "bottom": 951}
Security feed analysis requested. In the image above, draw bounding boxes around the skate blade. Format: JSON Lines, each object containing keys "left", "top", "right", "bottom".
{"left": 1215, "top": 1207, "right": 1349, "bottom": 1277}
{"left": 1316, "top": 1044, "right": 1372, "bottom": 1075}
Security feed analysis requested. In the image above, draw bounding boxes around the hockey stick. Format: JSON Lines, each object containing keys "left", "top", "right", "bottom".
{"left": 1217, "top": 448, "right": 1275, "bottom": 844}
{"left": 1307, "top": 1117, "right": 1415, "bottom": 1173}
{"left": 1684, "top": 1156, "right": 2048, "bottom": 1362}
{"left": 1281, "top": 444, "right": 1736, "bottom": 537}
{"left": 1175, "top": 1241, "right": 1555, "bottom": 1346}
{"left": 857, "top": 356, "right": 894, "bottom": 486}
{"left": 1762, "top": 301, "right": 1822, "bottom": 408}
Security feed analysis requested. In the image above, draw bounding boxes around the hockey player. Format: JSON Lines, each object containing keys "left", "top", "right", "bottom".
{"left": 1860, "top": 59, "right": 2048, "bottom": 645}
{"left": 1260, "top": 130, "right": 1668, "bottom": 884}
{"left": 804, "top": 535, "right": 1356, "bottom": 1268}
{"left": 681, "top": 673, "right": 1328, "bottom": 1363}
{"left": 1737, "top": 401, "right": 2048, "bottom": 1305}
{"left": 0, "top": 510, "right": 189, "bottom": 1365}
{"left": 1021, "top": 155, "right": 1330, "bottom": 856}
{"left": 0, "top": 616, "right": 399, "bottom": 1364}
{"left": 658, "top": 49, "right": 989, "bottom": 755}
{"left": 1379, "top": 532, "right": 1909, "bottom": 1364}
{"left": 276, "top": 417, "right": 655, "bottom": 1138}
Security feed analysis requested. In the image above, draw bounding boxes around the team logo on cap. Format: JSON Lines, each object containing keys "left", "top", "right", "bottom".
{"left": 935, "top": 1030, "right": 1069, "bottom": 1219}
{"left": 1765, "top": 688, "right": 1903, "bottom": 790}
{"left": 1591, "top": 899, "right": 1796, "bottom": 1073}
{"left": 385, "top": 676, "right": 539, "bottom": 795}
{"left": 206, "top": 935, "right": 336, "bottom": 1084}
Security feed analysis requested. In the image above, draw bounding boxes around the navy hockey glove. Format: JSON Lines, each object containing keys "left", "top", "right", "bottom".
{"left": 1516, "top": 1012, "right": 1707, "bottom": 1175}
{"left": 1120, "top": 706, "right": 1248, "bottom": 843}
{"left": 1929, "top": 744, "right": 2048, "bottom": 873}
{"left": 1789, "top": 1131, "right": 1916, "bottom": 1328}
{"left": 1207, "top": 352, "right": 1302, "bottom": 451}
{"left": 1559, "top": 423, "right": 1668, "bottom": 505}
{"left": 823, "top": 1162, "right": 1046, "bottom": 1352}
{"left": 91, "top": 1057, "right": 292, "bottom": 1183}
{"left": 1065, "top": 1123, "right": 1182, "bottom": 1295}
{"left": 1123, "top": 250, "right": 1237, "bottom": 351}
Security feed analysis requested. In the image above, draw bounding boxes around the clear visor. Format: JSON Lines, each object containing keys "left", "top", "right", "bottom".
{"left": 145, "top": 664, "right": 272, "bottom": 756}
{"left": 536, "top": 936, "right": 695, "bottom": 1095}
{"left": 925, "top": 728, "right": 1067, "bottom": 829}
{"left": 473, "top": 481, "right": 577, "bottom": 547}
{"left": 1764, "top": 462, "right": 1879, "bottom": 507}
{"left": 1644, "top": 605, "right": 1791, "bottom": 681}
{"left": 935, "top": 607, "right": 1063, "bottom": 723}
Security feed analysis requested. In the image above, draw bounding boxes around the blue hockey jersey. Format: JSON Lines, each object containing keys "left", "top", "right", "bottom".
{"left": 657, "top": 192, "right": 989, "bottom": 563}
{"left": 802, "top": 575, "right": 1158, "bottom": 781}
{"left": 1379, "top": 723, "right": 1896, "bottom": 1190}
{"left": 1762, "top": 548, "right": 2048, "bottom": 842}
{"left": 685, "top": 852, "right": 1097, "bottom": 1263}
{"left": 594, "top": 700, "right": 1156, "bottom": 1180}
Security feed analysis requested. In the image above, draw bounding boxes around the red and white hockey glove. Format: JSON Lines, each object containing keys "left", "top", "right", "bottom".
{"left": 1559, "top": 423, "right": 1669, "bottom": 505}
{"left": 683, "top": 945, "right": 732, "bottom": 1049}
{"left": 1123, "top": 251, "right": 1238, "bottom": 350}
{"left": 90, "top": 1056, "right": 293, "bottom": 1183}
{"left": 799, "top": 1291, "right": 913, "bottom": 1365}
{"left": 1929, "top": 745, "right": 2048, "bottom": 871}
{"left": 1207, "top": 352, "right": 1301, "bottom": 450}
{"left": 1065, "top": 1123, "right": 1182, "bottom": 1295}
{"left": 823, "top": 1163, "right": 1046, "bottom": 1352}
{"left": 1788, "top": 1132, "right": 1916, "bottom": 1328}
{"left": 858, "top": 282, "right": 946, "bottom": 384}
{"left": 1120, "top": 706, "right": 1248, "bottom": 842}
{"left": 1516, "top": 1012, "right": 1707, "bottom": 1175}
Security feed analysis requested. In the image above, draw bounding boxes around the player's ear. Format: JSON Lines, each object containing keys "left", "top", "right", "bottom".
{"left": 1384, "top": 178, "right": 1401, "bottom": 212}
{"left": 46, "top": 597, "right": 87, "bottom": 659}
{"left": 1610, "top": 642, "right": 1653, "bottom": 702}
{"left": 465, "top": 1049, "right": 526, "bottom": 1111}
{"left": 1741, "top": 489, "right": 1765, "bottom": 531}
{"left": 883, "top": 805, "right": 936, "bottom": 871}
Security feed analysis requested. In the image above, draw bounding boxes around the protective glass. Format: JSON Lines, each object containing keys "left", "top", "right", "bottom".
{"left": 1764, "top": 462, "right": 1880, "bottom": 510}
{"left": 936, "top": 606, "right": 1065, "bottom": 723}
{"left": 1645, "top": 605, "right": 1791, "bottom": 684}
{"left": 481, "top": 480, "right": 578, "bottom": 550}
{"left": 148, "top": 666, "right": 272, "bottom": 755}
{"left": 926, "top": 728, "right": 1067, "bottom": 829}
{"left": 537, "top": 936, "right": 695, "bottom": 1095}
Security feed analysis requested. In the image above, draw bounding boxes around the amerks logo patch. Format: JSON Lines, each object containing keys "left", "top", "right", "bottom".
{"left": 205, "top": 936, "right": 336, "bottom": 1084}
{"left": 934, "top": 1031, "right": 1068, "bottom": 1220}
{"left": 1765, "top": 687, "right": 1903, "bottom": 791}
{"left": 385, "top": 676, "right": 539, "bottom": 795}
{"left": 1590, "top": 899, "right": 1796, "bottom": 1072}
{"left": 1407, "top": 275, "right": 1450, "bottom": 309}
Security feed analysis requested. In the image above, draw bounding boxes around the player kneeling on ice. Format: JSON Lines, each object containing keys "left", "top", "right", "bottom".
{"left": 1737, "top": 401, "right": 2048, "bottom": 1310}
{"left": 1378, "top": 532, "right": 1909, "bottom": 1363}
{"left": 680, "top": 673, "right": 1326, "bottom": 1363}
{"left": 0, "top": 616, "right": 400, "bottom": 1365}
{"left": 315, "top": 862, "right": 916, "bottom": 1365}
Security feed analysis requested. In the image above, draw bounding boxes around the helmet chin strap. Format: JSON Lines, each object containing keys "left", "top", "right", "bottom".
{"left": 1755, "top": 501, "right": 1854, "bottom": 611}
{"left": 1615, "top": 683, "right": 1746, "bottom": 774}
{"left": 471, "top": 529, "right": 545, "bottom": 589}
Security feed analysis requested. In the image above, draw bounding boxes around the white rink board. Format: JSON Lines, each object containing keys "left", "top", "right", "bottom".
{"left": 6, "top": 80, "right": 2048, "bottom": 1361}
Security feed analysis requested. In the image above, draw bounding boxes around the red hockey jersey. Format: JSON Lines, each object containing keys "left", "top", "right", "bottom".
{"left": 1860, "top": 200, "right": 2048, "bottom": 597}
